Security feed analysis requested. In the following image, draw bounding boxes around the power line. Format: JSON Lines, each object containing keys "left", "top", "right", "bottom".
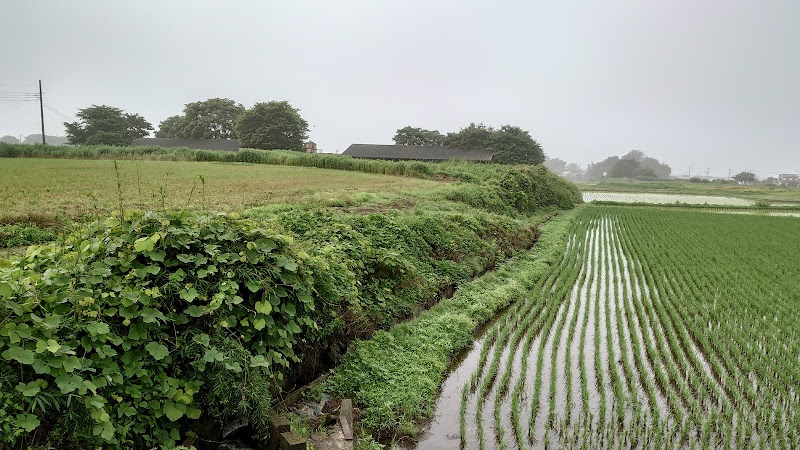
{"left": 44, "top": 104, "right": 75, "bottom": 122}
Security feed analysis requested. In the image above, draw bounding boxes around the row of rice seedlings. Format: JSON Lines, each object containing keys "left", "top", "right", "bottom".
{"left": 525, "top": 219, "right": 593, "bottom": 444}
{"left": 606, "top": 218, "right": 646, "bottom": 429}
{"left": 600, "top": 217, "right": 626, "bottom": 429}
{"left": 618, "top": 239, "right": 686, "bottom": 439}
{"left": 615, "top": 233, "right": 664, "bottom": 428}
{"left": 636, "top": 256, "right": 708, "bottom": 437}
{"left": 544, "top": 223, "right": 593, "bottom": 437}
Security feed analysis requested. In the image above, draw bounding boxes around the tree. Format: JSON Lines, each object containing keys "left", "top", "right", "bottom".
{"left": 608, "top": 158, "right": 656, "bottom": 178}
{"left": 621, "top": 149, "right": 672, "bottom": 178}
{"left": 64, "top": 105, "right": 153, "bottom": 146}
{"left": 23, "top": 135, "right": 68, "bottom": 145}
{"left": 491, "top": 125, "right": 545, "bottom": 164}
{"left": 733, "top": 171, "right": 757, "bottom": 184}
{"left": 444, "top": 122, "right": 495, "bottom": 150}
{"left": 154, "top": 115, "right": 184, "bottom": 138}
{"left": 544, "top": 158, "right": 567, "bottom": 173}
{"left": 393, "top": 126, "right": 445, "bottom": 146}
{"left": 0, "top": 135, "right": 19, "bottom": 144}
{"left": 156, "top": 98, "right": 244, "bottom": 140}
{"left": 586, "top": 156, "right": 619, "bottom": 179}
{"left": 443, "top": 122, "right": 545, "bottom": 164}
{"left": 234, "top": 101, "right": 309, "bottom": 150}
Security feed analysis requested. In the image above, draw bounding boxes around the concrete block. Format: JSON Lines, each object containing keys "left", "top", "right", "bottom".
{"left": 280, "top": 431, "right": 307, "bottom": 450}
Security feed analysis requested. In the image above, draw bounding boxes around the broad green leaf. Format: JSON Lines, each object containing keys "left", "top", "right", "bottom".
{"left": 86, "top": 321, "right": 110, "bottom": 336}
{"left": 55, "top": 373, "right": 84, "bottom": 394}
{"left": 192, "top": 333, "right": 211, "bottom": 347}
{"left": 250, "top": 354, "right": 270, "bottom": 368}
{"left": 180, "top": 287, "right": 199, "bottom": 302}
{"left": 184, "top": 305, "right": 206, "bottom": 317}
{"left": 254, "top": 300, "right": 272, "bottom": 315}
{"left": 2, "top": 346, "right": 35, "bottom": 365}
{"left": 245, "top": 279, "right": 261, "bottom": 293}
{"left": 15, "top": 414, "right": 40, "bottom": 432}
{"left": 145, "top": 342, "right": 169, "bottom": 361}
{"left": 163, "top": 400, "right": 185, "bottom": 422}
{"left": 133, "top": 236, "right": 155, "bottom": 253}
{"left": 46, "top": 339, "right": 61, "bottom": 353}
{"left": 224, "top": 361, "right": 242, "bottom": 373}
{"left": 62, "top": 356, "right": 82, "bottom": 372}
{"left": 0, "top": 282, "right": 12, "bottom": 298}
{"left": 202, "top": 348, "right": 224, "bottom": 363}
{"left": 252, "top": 318, "right": 266, "bottom": 330}
{"left": 276, "top": 256, "right": 298, "bottom": 272}
{"left": 16, "top": 381, "right": 40, "bottom": 397}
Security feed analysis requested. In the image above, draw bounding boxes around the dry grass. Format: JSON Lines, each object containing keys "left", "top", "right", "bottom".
{"left": 0, "top": 158, "right": 442, "bottom": 223}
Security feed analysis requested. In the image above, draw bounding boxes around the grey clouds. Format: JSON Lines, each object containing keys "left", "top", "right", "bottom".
{"left": 1, "top": 1, "right": 798, "bottom": 177}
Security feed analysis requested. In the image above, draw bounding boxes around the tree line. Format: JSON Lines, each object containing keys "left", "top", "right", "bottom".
{"left": 62, "top": 99, "right": 309, "bottom": 150}
{"left": 392, "top": 123, "right": 545, "bottom": 165}
{"left": 50, "top": 99, "right": 548, "bottom": 165}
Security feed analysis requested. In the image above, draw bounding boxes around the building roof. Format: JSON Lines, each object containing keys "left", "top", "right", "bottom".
{"left": 132, "top": 138, "right": 239, "bottom": 152}
{"left": 778, "top": 173, "right": 798, "bottom": 178}
{"left": 342, "top": 144, "right": 493, "bottom": 162}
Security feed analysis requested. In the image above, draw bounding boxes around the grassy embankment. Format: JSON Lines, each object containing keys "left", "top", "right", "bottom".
{"left": 0, "top": 144, "right": 580, "bottom": 448}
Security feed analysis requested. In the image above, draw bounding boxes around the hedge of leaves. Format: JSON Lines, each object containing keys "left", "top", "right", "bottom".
{"left": 0, "top": 211, "right": 322, "bottom": 448}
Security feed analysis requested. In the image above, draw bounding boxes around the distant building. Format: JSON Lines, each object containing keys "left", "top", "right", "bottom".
{"left": 777, "top": 173, "right": 799, "bottom": 186}
{"left": 342, "top": 144, "right": 493, "bottom": 162}
{"left": 132, "top": 138, "right": 239, "bottom": 152}
{"left": 304, "top": 141, "right": 318, "bottom": 153}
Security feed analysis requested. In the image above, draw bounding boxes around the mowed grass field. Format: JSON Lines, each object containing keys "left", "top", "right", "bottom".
{"left": 0, "top": 158, "right": 442, "bottom": 224}
{"left": 418, "top": 205, "right": 800, "bottom": 449}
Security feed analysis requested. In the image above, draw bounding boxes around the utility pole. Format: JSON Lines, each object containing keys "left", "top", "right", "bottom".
{"left": 38, "top": 80, "right": 45, "bottom": 145}
{"left": 728, "top": 168, "right": 731, "bottom": 179}
{"left": 689, "top": 167, "right": 692, "bottom": 178}
{"left": 706, "top": 168, "right": 710, "bottom": 179}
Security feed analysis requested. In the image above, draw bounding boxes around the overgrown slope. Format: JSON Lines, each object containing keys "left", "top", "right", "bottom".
{"left": 0, "top": 147, "right": 580, "bottom": 448}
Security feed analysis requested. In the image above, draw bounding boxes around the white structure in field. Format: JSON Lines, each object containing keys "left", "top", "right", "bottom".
{"left": 777, "top": 174, "right": 799, "bottom": 186}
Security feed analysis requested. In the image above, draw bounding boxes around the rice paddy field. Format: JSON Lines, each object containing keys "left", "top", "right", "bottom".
{"left": 413, "top": 205, "right": 800, "bottom": 449}
{"left": 581, "top": 192, "right": 754, "bottom": 206}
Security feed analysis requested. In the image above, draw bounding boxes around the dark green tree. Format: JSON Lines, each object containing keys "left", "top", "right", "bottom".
{"left": 154, "top": 115, "right": 184, "bottom": 138}
{"left": 155, "top": 99, "right": 244, "bottom": 139}
{"left": 392, "top": 126, "right": 445, "bottom": 146}
{"left": 64, "top": 105, "right": 153, "bottom": 146}
{"left": 586, "top": 156, "right": 619, "bottom": 179}
{"left": 234, "top": 101, "right": 309, "bottom": 150}
{"left": 491, "top": 125, "right": 545, "bottom": 164}
{"left": 608, "top": 158, "right": 656, "bottom": 178}
{"left": 444, "top": 122, "right": 495, "bottom": 150}
{"left": 443, "top": 123, "right": 544, "bottom": 164}
{"left": 621, "top": 149, "right": 672, "bottom": 178}
{"left": 733, "top": 171, "right": 757, "bottom": 184}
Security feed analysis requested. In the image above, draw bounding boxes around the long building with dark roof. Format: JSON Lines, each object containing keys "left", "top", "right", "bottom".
{"left": 342, "top": 144, "right": 493, "bottom": 162}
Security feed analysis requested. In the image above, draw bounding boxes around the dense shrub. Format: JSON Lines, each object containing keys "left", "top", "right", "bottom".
{"left": 0, "top": 211, "right": 323, "bottom": 448}
{"left": 0, "top": 205, "right": 541, "bottom": 448}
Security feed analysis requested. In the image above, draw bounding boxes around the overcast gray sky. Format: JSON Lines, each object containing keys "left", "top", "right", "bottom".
{"left": 2, "top": 1, "right": 798, "bottom": 177}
